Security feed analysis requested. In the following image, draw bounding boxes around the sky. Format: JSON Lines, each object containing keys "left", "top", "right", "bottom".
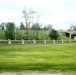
{"left": 0, "top": 0, "right": 76, "bottom": 30}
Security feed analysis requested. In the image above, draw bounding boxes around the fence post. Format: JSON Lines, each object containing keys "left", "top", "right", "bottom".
{"left": 53, "top": 40, "right": 55, "bottom": 44}
{"left": 44, "top": 40, "right": 46, "bottom": 44}
{"left": 62, "top": 40, "right": 63, "bottom": 44}
{"left": 69, "top": 40, "right": 71, "bottom": 43}
{"left": 8, "top": 39, "right": 11, "bottom": 44}
{"left": 22, "top": 39, "right": 24, "bottom": 44}
{"left": 33, "top": 39, "right": 36, "bottom": 44}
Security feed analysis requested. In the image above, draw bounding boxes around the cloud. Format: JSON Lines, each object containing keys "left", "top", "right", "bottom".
{"left": 0, "top": 0, "right": 76, "bottom": 29}
{"left": 40, "top": 11, "right": 76, "bottom": 24}
{"left": 0, "top": 6, "right": 23, "bottom": 24}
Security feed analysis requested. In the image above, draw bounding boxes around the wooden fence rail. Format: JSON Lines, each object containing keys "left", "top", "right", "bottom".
{"left": 0, "top": 40, "right": 76, "bottom": 44}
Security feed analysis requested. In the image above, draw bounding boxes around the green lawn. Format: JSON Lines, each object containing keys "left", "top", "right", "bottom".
{"left": 0, "top": 44, "right": 76, "bottom": 72}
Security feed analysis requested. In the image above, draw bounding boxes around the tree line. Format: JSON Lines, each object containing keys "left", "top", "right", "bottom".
{"left": 0, "top": 7, "right": 76, "bottom": 40}
{"left": 0, "top": 22, "right": 54, "bottom": 40}
{"left": 0, "top": 22, "right": 75, "bottom": 40}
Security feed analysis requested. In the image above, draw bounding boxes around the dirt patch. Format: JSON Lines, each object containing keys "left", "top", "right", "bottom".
{"left": 0, "top": 71, "right": 76, "bottom": 75}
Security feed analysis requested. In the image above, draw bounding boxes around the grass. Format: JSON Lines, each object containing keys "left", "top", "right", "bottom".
{"left": 59, "top": 33, "right": 72, "bottom": 40}
{"left": 0, "top": 44, "right": 76, "bottom": 72}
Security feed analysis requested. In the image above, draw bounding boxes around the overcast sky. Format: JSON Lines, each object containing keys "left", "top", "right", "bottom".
{"left": 0, "top": 0, "right": 76, "bottom": 30}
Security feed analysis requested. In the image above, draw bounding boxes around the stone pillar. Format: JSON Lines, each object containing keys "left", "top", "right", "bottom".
{"left": 62, "top": 40, "right": 63, "bottom": 44}
{"left": 33, "top": 39, "right": 36, "bottom": 44}
{"left": 44, "top": 40, "right": 46, "bottom": 44}
{"left": 74, "top": 36, "right": 76, "bottom": 40}
{"left": 69, "top": 40, "right": 71, "bottom": 43}
{"left": 53, "top": 40, "right": 55, "bottom": 44}
{"left": 69, "top": 33, "right": 71, "bottom": 39}
{"left": 22, "top": 39, "right": 24, "bottom": 44}
{"left": 8, "top": 39, "right": 11, "bottom": 44}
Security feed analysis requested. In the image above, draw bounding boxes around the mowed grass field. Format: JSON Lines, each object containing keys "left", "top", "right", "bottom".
{"left": 0, "top": 44, "right": 76, "bottom": 72}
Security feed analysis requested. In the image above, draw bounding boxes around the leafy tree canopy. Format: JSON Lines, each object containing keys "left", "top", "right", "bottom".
{"left": 49, "top": 29, "right": 59, "bottom": 40}
{"left": 20, "top": 22, "right": 25, "bottom": 30}
{"left": 5, "top": 22, "right": 15, "bottom": 40}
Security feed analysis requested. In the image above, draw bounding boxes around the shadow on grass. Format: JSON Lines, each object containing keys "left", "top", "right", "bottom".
{"left": 0, "top": 63, "right": 76, "bottom": 72}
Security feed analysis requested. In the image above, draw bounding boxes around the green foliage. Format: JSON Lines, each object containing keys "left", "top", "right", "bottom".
{"left": 32, "top": 23, "right": 42, "bottom": 30}
{"left": 0, "top": 29, "right": 72, "bottom": 40}
{"left": 0, "top": 44, "right": 76, "bottom": 72}
{"left": 59, "top": 34, "right": 72, "bottom": 40}
{"left": 5, "top": 22, "right": 15, "bottom": 40}
{"left": 20, "top": 22, "right": 25, "bottom": 30}
{"left": 49, "top": 29, "right": 59, "bottom": 40}
{"left": 32, "top": 23, "right": 42, "bottom": 40}
{"left": 70, "top": 24, "right": 76, "bottom": 31}
{"left": 44, "top": 24, "right": 52, "bottom": 30}
{"left": 0, "top": 22, "right": 5, "bottom": 30}
{"left": 0, "top": 30, "right": 5, "bottom": 39}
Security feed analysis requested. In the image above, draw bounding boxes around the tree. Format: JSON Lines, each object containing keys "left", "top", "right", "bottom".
{"left": 70, "top": 24, "right": 76, "bottom": 31}
{"left": 22, "top": 7, "right": 35, "bottom": 40}
{"left": 44, "top": 24, "right": 52, "bottom": 30}
{"left": 0, "top": 22, "right": 5, "bottom": 30}
{"left": 32, "top": 23, "right": 42, "bottom": 39}
{"left": 32, "top": 23, "right": 41, "bottom": 30}
{"left": 20, "top": 22, "right": 25, "bottom": 30}
{"left": 49, "top": 29, "right": 59, "bottom": 40}
{"left": 5, "top": 22, "right": 15, "bottom": 40}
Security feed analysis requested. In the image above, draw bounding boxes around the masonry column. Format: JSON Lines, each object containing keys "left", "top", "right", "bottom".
{"left": 69, "top": 33, "right": 71, "bottom": 39}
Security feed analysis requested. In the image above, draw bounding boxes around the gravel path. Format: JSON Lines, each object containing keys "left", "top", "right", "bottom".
{"left": 0, "top": 72, "right": 76, "bottom": 75}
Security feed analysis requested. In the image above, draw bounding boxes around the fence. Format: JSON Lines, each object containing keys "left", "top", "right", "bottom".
{"left": 0, "top": 40, "right": 76, "bottom": 44}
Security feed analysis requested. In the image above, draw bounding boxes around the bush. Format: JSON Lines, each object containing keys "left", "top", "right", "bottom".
{"left": 5, "top": 22, "right": 15, "bottom": 40}
{"left": 49, "top": 29, "right": 59, "bottom": 40}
